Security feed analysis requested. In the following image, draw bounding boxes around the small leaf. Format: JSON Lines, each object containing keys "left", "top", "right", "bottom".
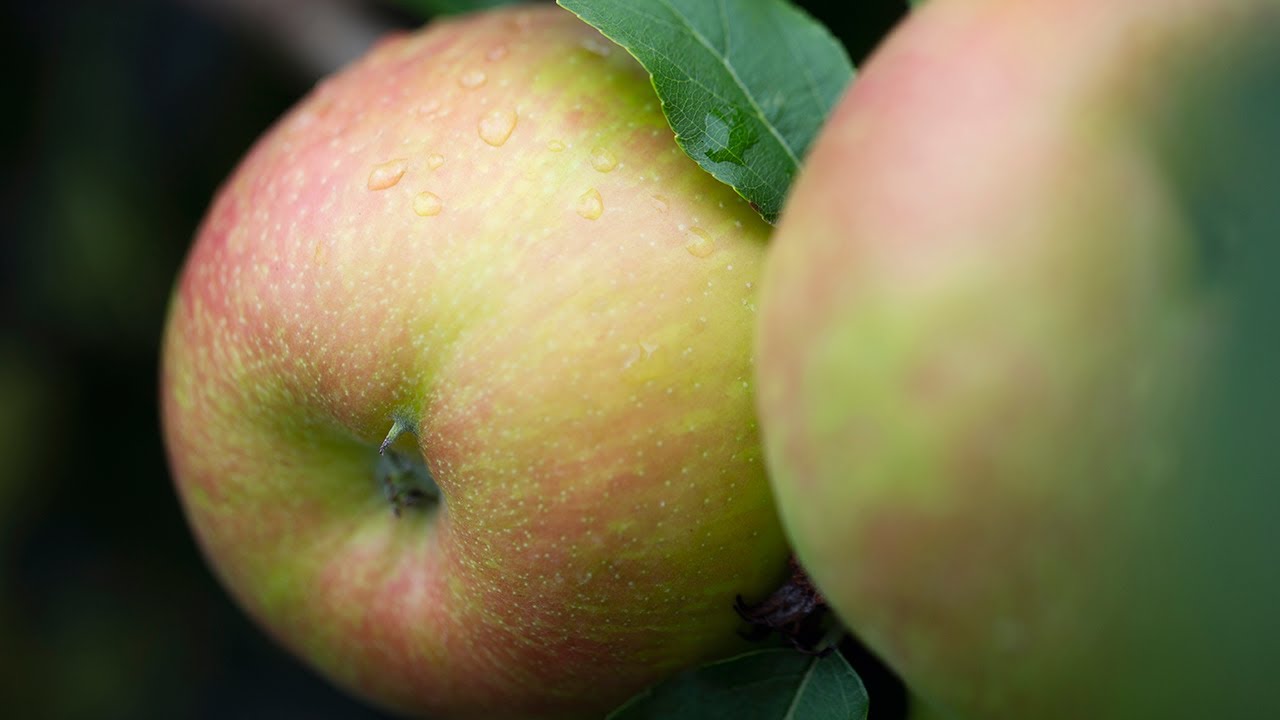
{"left": 557, "top": 0, "right": 853, "bottom": 224}
{"left": 607, "top": 649, "right": 869, "bottom": 720}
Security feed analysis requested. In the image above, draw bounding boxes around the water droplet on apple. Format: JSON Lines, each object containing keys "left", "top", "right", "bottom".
{"left": 684, "top": 227, "right": 714, "bottom": 257}
{"left": 547, "top": 139, "right": 566, "bottom": 152}
{"left": 485, "top": 44, "right": 508, "bottom": 62}
{"left": 510, "top": 11, "right": 534, "bottom": 34}
{"left": 458, "top": 69, "right": 486, "bottom": 89}
{"left": 478, "top": 108, "right": 517, "bottom": 146}
{"left": 590, "top": 146, "right": 618, "bottom": 172}
{"left": 581, "top": 36, "right": 613, "bottom": 57}
{"left": 575, "top": 188, "right": 603, "bottom": 220}
{"left": 367, "top": 159, "right": 408, "bottom": 190}
{"left": 426, "top": 153, "right": 445, "bottom": 170}
{"left": 651, "top": 194, "right": 669, "bottom": 213}
{"left": 417, "top": 99, "right": 441, "bottom": 117}
{"left": 225, "top": 225, "right": 248, "bottom": 253}
{"left": 622, "top": 344, "right": 642, "bottom": 370}
{"left": 413, "top": 191, "right": 443, "bottom": 216}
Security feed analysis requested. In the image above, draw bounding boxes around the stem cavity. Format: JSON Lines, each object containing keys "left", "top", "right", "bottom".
{"left": 376, "top": 414, "right": 440, "bottom": 517}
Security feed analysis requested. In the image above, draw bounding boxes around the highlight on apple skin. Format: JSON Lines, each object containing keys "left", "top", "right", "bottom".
{"left": 160, "top": 6, "right": 788, "bottom": 718}
{"left": 756, "top": 0, "right": 1280, "bottom": 718}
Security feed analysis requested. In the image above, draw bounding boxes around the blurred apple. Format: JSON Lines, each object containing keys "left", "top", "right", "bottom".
{"left": 757, "top": 0, "right": 1280, "bottom": 717}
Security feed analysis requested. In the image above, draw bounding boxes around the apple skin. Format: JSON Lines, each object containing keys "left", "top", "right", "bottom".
{"left": 160, "top": 6, "right": 787, "bottom": 718}
{"left": 757, "top": 0, "right": 1279, "bottom": 718}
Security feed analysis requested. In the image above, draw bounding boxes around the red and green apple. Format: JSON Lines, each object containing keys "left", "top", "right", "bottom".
{"left": 161, "top": 6, "right": 787, "bottom": 718}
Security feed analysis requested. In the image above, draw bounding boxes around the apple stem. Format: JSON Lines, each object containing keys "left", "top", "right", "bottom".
{"left": 379, "top": 413, "right": 416, "bottom": 455}
{"left": 734, "top": 556, "right": 837, "bottom": 655}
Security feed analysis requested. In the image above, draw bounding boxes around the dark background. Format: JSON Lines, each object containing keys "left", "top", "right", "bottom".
{"left": 0, "top": 1, "right": 909, "bottom": 717}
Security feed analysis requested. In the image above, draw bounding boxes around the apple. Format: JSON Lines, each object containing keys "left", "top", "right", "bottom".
{"left": 757, "top": 0, "right": 1280, "bottom": 718}
{"left": 160, "top": 5, "right": 788, "bottom": 718}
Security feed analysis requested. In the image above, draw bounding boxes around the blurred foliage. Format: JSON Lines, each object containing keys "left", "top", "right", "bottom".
{"left": 395, "top": 0, "right": 525, "bottom": 17}
{"left": 0, "top": 1, "right": 904, "bottom": 718}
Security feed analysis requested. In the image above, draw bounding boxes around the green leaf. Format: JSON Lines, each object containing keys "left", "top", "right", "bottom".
{"left": 557, "top": 0, "right": 853, "bottom": 224}
{"left": 607, "top": 649, "right": 869, "bottom": 720}
{"left": 393, "top": 0, "right": 519, "bottom": 19}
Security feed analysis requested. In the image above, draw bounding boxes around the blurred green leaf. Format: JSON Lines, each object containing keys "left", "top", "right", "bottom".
{"left": 608, "top": 648, "right": 868, "bottom": 719}
{"left": 394, "top": 0, "right": 520, "bottom": 19}
{"left": 558, "top": 0, "right": 853, "bottom": 224}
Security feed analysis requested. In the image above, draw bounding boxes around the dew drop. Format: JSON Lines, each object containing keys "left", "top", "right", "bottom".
{"left": 685, "top": 227, "right": 715, "bottom": 257}
{"left": 367, "top": 159, "right": 407, "bottom": 190}
{"left": 227, "top": 226, "right": 247, "bottom": 253}
{"left": 511, "top": 11, "right": 534, "bottom": 34}
{"left": 590, "top": 146, "right": 618, "bottom": 172}
{"left": 426, "top": 153, "right": 445, "bottom": 170}
{"left": 485, "top": 44, "right": 508, "bottom": 62}
{"left": 413, "top": 191, "right": 443, "bottom": 217}
{"left": 458, "top": 69, "right": 486, "bottom": 89}
{"left": 417, "top": 99, "right": 441, "bottom": 117}
{"left": 651, "top": 194, "right": 669, "bottom": 213}
{"left": 622, "top": 344, "right": 642, "bottom": 370}
{"left": 478, "top": 108, "right": 517, "bottom": 146}
{"left": 581, "top": 36, "right": 613, "bottom": 57}
{"left": 547, "top": 139, "right": 566, "bottom": 152}
{"left": 576, "top": 188, "right": 604, "bottom": 220}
